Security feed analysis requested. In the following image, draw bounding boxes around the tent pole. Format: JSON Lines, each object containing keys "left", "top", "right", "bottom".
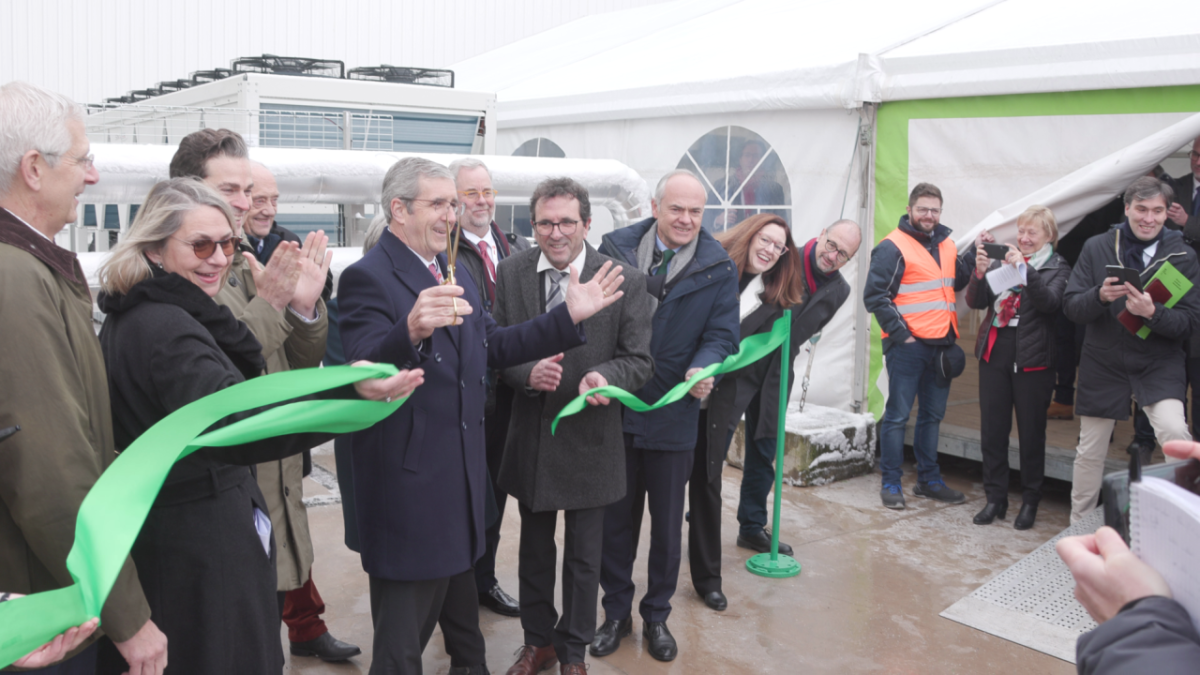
{"left": 852, "top": 103, "right": 878, "bottom": 414}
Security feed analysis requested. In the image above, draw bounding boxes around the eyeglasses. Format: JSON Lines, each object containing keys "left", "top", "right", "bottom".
{"left": 173, "top": 236, "right": 241, "bottom": 259}
{"left": 44, "top": 151, "right": 95, "bottom": 170}
{"left": 533, "top": 219, "right": 580, "bottom": 235}
{"left": 913, "top": 207, "right": 942, "bottom": 217}
{"left": 459, "top": 189, "right": 498, "bottom": 200}
{"left": 824, "top": 238, "right": 851, "bottom": 264}
{"left": 756, "top": 234, "right": 787, "bottom": 256}
{"left": 411, "top": 198, "right": 460, "bottom": 214}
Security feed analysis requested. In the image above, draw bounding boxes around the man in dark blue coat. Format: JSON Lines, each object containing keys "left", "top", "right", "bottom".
{"left": 338, "top": 157, "right": 627, "bottom": 675}
{"left": 593, "top": 169, "right": 740, "bottom": 662}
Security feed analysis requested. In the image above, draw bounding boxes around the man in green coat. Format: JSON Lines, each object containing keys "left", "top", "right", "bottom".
{"left": 169, "top": 130, "right": 358, "bottom": 662}
{"left": 0, "top": 82, "right": 169, "bottom": 673}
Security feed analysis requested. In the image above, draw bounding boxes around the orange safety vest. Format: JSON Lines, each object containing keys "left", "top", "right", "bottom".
{"left": 881, "top": 229, "right": 958, "bottom": 340}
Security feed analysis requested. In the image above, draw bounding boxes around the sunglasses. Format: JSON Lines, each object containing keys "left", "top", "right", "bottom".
{"left": 173, "top": 236, "right": 241, "bottom": 259}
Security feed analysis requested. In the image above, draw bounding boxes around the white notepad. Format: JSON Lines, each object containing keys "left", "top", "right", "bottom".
{"left": 1130, "top": 475, "right": 1200, "bottom": 635}
{"left": 985, "top": 262, "right": 1027, "bottom": 295}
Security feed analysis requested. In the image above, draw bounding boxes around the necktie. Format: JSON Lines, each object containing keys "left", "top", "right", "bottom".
{"left": 428, "top": 262, "right": 444, "bottom": 284}
{"left": 653, "top": 248, "right": 676, "bottom": 276}
{"left": 477, "top": 240, "right": 497, "bottom": 282}
{"left": 546, "top": 269, "right": 565, "bottom": 311}
{"left": 1193, "top": 185, "right": 1199, "bottom": 217}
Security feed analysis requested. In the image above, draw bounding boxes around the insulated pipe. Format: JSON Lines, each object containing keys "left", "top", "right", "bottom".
{"left": 83, "top": 144, "right": 650, "bottom": 229}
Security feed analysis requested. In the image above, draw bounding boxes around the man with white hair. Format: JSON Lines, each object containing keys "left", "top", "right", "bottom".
{"left": 0, "top": 81, "right": 168, "bottom": 674}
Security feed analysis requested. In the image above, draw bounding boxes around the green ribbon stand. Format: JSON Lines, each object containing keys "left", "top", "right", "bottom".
{"left": 0, "top": 364, "right": 406, "bottom": 668}
{"left": 551, "top": 312, "right": 801, "bottom": 579}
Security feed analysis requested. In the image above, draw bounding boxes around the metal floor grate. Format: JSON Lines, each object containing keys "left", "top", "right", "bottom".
{"left": 940, "top": 509, "right": 1104, "bottom": 663}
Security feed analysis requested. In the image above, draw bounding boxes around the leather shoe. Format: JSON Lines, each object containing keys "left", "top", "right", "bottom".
{"left": 479, "top": 582, "right": 521, "bottom": 617}
{"left": 736, "top": 530, "right": 794, "bottom": 556}
{"left": 1013, "top": 503, "right": 1038, "bottom": 531}
{"left": 972, "top": 502, "right": 1008, "bottom": 525}
{"left": 701, "top": 590, "right": 727, "bottom": 611}
{"left": 505, "top": 644, "right": 556, "bottom": 675}
{"left": 589, "top": 617, "right": 631, "bottom": 657}
{"left": 560, "top": 664, "right": 587, "bottom": 675}
{"left": 643, "top": 621, "right": 678, "bottom": 662}
{"left": 290, "top": 632, "right": 362, "bottom": 662}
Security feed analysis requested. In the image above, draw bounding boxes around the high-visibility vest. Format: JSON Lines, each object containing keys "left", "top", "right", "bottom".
{"left": 881, "top": 229, "right": 958, "bottom": 340}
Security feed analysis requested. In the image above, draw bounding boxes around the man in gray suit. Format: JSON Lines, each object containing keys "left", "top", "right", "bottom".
{"left": 492, "top": 177, "right": 655, "bottom": 675}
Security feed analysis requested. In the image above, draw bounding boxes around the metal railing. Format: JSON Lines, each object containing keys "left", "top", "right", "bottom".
{"left": 84, "top": 104, "right": 394, "bottom": 150}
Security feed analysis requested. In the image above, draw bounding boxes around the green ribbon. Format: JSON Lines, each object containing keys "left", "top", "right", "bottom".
{"left": 552, "top": 314, "right": 791, "bottom": 434}
{"left": 0, "top": 364, "right": 405, "bottom": 668}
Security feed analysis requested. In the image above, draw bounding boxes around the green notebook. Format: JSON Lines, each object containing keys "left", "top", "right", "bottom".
{"left": 1135, "top": 261, "right": 1193, "bottom": 339}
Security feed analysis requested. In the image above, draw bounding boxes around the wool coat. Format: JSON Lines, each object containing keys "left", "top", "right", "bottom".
{"left": 965, "top": 253, "right": 1071, "bottom": 368}
{"left": 98, "top": 273, "right": 330, "bottom": 675}
{"left": 217, "top": 249, "right": 328, "bottom": 591}
{"left": 1076, "top": 596, "right": 1200, "bottom": 674}
{"left": 493, "top": 244, "right": 655, "bottom": 512}
{"left": 599, "top": 218, "right": 740, "bottom": 452}
{"left": 0, "top": 209, "right": 151, "bottom": 652}
{"left": 1063, "top": 228, "right": 1200, "bottom": 419}
{"left": 338, "top": 229, "right": 585, "bottom": 582}
{"left": 704, "top": 269, "right": 850, "bottom": 482}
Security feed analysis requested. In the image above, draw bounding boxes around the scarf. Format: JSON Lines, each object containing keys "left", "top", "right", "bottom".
{"left": 1118, "top": 219, "right": 1164, "bottom": 272}
{"left": 636, "top": 224, "right": 698, "bottom": 286}
{"left": 98, "top": 265, "right": 266, "bottom": 380}
{"left": 992, "top": 243, "right": 1054, "bottom": 328}
{"left": 739, "top": 274, "right": 765, "bottom": 320}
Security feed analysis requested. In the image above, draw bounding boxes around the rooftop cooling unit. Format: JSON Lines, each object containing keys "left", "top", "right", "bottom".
{"left": 190, "top": 68, "right": 234, "bottom": 84}
{"left": 157, "top": 79, "right": 195, "bottom": 93}
{"left": 102, "top": 95, "right": 141, "bottom": 105}
{"left": 232, "top": 54, "right": 345, "bottom": 79}
{"left": 126, "top": 88, "right": 164, "bottom": 102}
{"left": 347, "top": 65, "right": 454, "bottom": 88}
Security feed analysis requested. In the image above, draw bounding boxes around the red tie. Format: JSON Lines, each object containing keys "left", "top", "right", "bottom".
{"left": 477, "top": 240, "right": 497, "bottom": 282}
{"left": 428, "top": 262, "right": 443, "bottom": 284}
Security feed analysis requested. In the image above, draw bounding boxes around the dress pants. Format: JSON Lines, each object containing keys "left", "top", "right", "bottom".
{"left": 1052, "top": 310, "right": 1080, "bottom": 406}
{"left": 438, "top": 570, "right": 487, "bottom": 668}
{"left": 977, "top": 327, "right": 1054, "bottom": 507}
{"left": 368, "top": 572, "right": 458, "bottom": 675}
{"left": 517, "top": 502, "right": 605, "bottom": 664}
{"left": 475, "top": 383, "right": 515, "bottom": 594}
{"left": 1071, "top": 399, "right": 1191, "bottom": 522}
{"left": 600, "top": 435, "right": 693, "bottom": 624}
{"left": 278, "top": 574, "right": 330, "bottom": 642}
{"left": 736, "top": 396, "right": 783, "bottom": 538}
{"left": 687, "top": 410, "right": 729, "bottom": 596}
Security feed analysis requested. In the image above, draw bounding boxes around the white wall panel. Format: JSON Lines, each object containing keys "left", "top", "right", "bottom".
{"left": 2, "top": 0, "right": 670, "bottom": 104}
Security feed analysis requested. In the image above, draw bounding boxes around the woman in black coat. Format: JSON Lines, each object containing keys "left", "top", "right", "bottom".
{"left": 685, "top": 214, "right": 805, "bottom": 607}
{"left": 966, "top": 205, "right": 1071, "bottom": 530}
{"left": 94, "top": 179, "right": 418, "bottom": 674}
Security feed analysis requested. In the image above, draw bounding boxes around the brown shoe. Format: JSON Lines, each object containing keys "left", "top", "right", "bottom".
{"left": 1046, "top": 401, "right": 1074, "bottom": 420}
{"left": 560, "top": 664, "right": 588, "bottom": 675}
{"left": 505, "top": 645, "right": 557, "bottom": 675}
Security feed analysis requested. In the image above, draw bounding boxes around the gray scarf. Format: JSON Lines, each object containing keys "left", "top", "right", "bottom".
{"left": 636, "top": 223, "right": 698, "bottom": 285}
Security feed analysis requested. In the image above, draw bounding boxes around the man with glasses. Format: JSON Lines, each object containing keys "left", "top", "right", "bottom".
{"left": 865, "top": 183, "right": 974, "bottom": 510}
{"left": 593, "top": 169, "right": 740, "bottom": 662}
{"left": 339, "top": 157, "right": 624, "bottom": 674}
{"left": 0, "top": 81, "right": 168, "bottom": 674}
{"left": 169, "top": 132, "right": 358, "bottom": 662}
{"left": 492, "top": 177, "right": 654, "bottom": 675}
{"left": 446, "top": 157, "right": 528, "bottom": 620}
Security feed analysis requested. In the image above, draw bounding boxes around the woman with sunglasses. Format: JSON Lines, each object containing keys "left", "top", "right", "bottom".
{"left": 94, "top": 179, "right": 421, "bottom": 674}
{"left": 685, "top": 214, "right": 805, "bottom": 611}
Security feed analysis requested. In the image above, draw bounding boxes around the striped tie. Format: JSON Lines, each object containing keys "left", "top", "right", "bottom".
{"left": 429, "top": 262, "right": 443, "bottom": 284}
{"left": 546, "top": 269, "right": 565, "bottom": 311}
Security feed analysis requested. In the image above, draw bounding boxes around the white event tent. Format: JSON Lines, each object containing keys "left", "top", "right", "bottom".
{"left": 452, "top": 0, "right": 1200, "bottom": 417}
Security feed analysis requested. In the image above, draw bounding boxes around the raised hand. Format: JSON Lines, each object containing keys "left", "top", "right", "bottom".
{"left": 407, "top": 285, "right": 473, "bottom": 344}
{"left": 1168, "top": 202, "right": 1188, "bottom": 227}
{"left": 12, "top": 612, "right": 98, "bottom": 669}
{"left": 350, "top": 361, "right": 425, "bottom": 402}
{"left": 291, "top": 230, "right": 333, "bottom": 319}
{"left": 974, "top": 243, "right": 990, "bottom": 276}
{"left": 528, "top": 353, "right": 565, "bottom": 392}
{"left": 580, "top": 371, "right": 610, "bottom": 405}
{"left": 244, "top": 242, "right": 301, "bottom": 312}
{"left": 565, "top": 261, "right": 624, "bottom": 324}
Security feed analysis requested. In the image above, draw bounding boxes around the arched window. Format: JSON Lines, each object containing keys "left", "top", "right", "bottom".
{"left": 676, "top": 126, "right": 791, "bottom": 232}
{"left": 497, "top": 138, "right": 567, "bottom": 236}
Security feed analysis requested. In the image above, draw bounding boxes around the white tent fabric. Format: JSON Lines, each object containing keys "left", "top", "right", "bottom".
{"left": 955, "top": 112, "right": 1200, "bottom": 251}
{"left": 453, "top": 0, "right": 1200, "bottom": 125}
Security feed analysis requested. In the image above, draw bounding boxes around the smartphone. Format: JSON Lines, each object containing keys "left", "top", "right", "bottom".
{"left": 0, "top": 426, "right": 17, "bottom": 444}
{"left": 1102, "top": 457, "right": 1200, "bottom": 544}
{"left": 1104, "top": 265, "right": 1143, "bottom": 291}
{"left": 982, "top": 243, "right": 1009, "bottom": 260}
